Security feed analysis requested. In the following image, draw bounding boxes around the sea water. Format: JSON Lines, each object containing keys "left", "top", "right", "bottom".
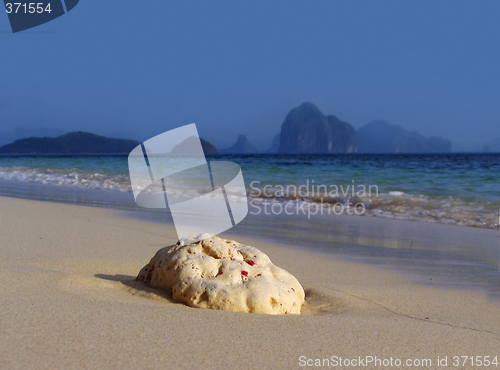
{"left": 2, "top": 153, "right": 500, "bottom": 297}
{"left": 1, "top": 153, "right": 499, "bottom": 229}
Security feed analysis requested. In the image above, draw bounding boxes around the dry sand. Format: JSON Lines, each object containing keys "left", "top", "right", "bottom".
{"left": 1, "top": 196, "right": 499, "bottom": 369}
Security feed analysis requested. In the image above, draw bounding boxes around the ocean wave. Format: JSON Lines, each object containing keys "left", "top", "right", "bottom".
{"left": 248, "top": 186, "right": 500, "bottom": 229}
{"left": 0, "top": 167, "right": 132, "bottom": 192}
{"left": 1, "top": 166, "right": 499, "bottom": 229}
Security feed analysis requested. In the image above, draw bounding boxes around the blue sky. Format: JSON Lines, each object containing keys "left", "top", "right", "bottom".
{"left": 1, "top": 1, "right": 499, "bottom": 150}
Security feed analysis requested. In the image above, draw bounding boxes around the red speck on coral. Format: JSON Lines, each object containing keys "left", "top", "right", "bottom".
{"left": 241, "top": 270, "right": 248, "bottom": 277}
{"left": 230, "top": 258, "right": 235, "bottom": 261}
{"left": 246, "top": 260, "right": 256, "bottom": 266}
{"left": 218, "top": 271, "right": 223, "bottom": 275}
{"left": 291, "top": 287, "right": 295, "bottom": 291}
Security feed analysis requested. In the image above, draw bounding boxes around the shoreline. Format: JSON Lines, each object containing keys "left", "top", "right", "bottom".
{"left": 1, "top": 196, "right": 499, "bottom": 368}
{"left": 2, "top": 152, "right": 500, "bottom": 231}
{"left": 118, "top": 202, "right": 500, "bottom": 301}
{"left": 1, "top": 180, "right": 500, "bottom": 300}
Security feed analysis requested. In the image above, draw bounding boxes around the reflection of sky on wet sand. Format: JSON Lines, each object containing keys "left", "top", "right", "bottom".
{"left": 226, "top": 210, "right": 500, "bottom": 301}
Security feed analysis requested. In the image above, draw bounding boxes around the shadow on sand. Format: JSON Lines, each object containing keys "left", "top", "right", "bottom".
{"left": 95, "top": 273, "right": 178, "bottom": 304}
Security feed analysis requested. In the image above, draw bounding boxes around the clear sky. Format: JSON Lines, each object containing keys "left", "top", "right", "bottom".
{"left": 1, "top": 1, "right": 499, "bottom": 151}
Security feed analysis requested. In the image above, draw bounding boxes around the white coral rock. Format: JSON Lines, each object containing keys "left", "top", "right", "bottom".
{"left": 137, "top": 236, "right": 305, "bottom": 315}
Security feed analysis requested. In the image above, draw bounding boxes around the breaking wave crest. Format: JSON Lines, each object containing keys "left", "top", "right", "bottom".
{"left": 0, "top": 166, "right": 132, "bottom": 192}
{"left": 1, "top": 156, "right": 499, "bottom": 230}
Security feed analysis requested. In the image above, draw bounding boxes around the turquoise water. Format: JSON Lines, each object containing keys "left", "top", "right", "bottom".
{"left": 1, "top": 153, "right": 499, "bottom": 228}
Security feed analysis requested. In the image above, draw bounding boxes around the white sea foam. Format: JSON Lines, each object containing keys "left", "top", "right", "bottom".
{"left": 1, "top": 165, "right": 499, "bottom": 229}
{"left": 247, "top": 186, "right": 500, "bottom": 229}
{"left": 388, "top": 191, "right": 404, "bottom": 196}
{"left": 0, "top": 167, "right": 132, "bottom": 192}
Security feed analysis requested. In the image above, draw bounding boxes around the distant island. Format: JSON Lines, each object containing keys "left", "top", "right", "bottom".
{"left": 265, "top": 133, "right": 280, "bottom": 153}
{"left": 220, "top": 135, "right": 258, "bottom": 154}
{"left": 0, "top": 127, "right": 66, "bottom": 148}
{"left": 268, "top": 102, "right": 452, "bottom": 154}
{"left": 358, "top": 120, "right": 452, "bottom": 153}
{"left": 200, "top": 138, "right": 218, "bottom": 154}
{"left": 0, "top": 131, "right": 220, "bottom": 155}
{"left": 170, "top": 136, "right": 219, "bottom": 155}
{"left": 0, "top": 103, "right": 459, "bottom": 155}
{"left": 278, "top": 102, "right": 357, "bottom": 154}
{"left": 0, "top": 132, "right": 141, "bottom": 154}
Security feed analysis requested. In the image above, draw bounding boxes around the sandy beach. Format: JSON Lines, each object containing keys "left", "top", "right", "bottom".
{"left": 1, "top": 195, "right": 500, "bottom": 369}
